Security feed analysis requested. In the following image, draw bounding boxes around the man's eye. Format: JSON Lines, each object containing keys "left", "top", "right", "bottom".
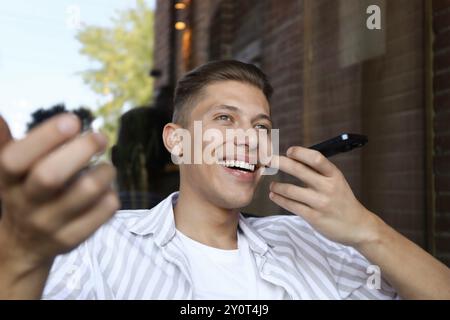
{"left": 255, "top": 124, "right": 270, "bottom": 131}
{"left": 215, "top": 114, "right": 232, "bottom": 121}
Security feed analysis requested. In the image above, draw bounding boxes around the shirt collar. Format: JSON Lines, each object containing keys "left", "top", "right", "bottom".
{"left": 128, "top": 191, "right": 178, "bottom": 246}
{"left": 128, "top": 191, "right": 269, "bottom": 255}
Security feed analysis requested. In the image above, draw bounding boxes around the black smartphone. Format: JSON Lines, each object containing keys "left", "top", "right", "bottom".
{"left": 308, "top": 133, "right": 368, "bottom": 158}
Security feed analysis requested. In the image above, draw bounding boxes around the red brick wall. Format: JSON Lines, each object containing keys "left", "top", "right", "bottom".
{"left": 188, "top": 0, "right": 221, "bottom": 68}
{"left": 262, "top": 0, "right": 303, "bottom": 154}
{"left": 154, "top": 0, "right": 171, "bottom": 88}
{"left": 433, "top": 0, "right": 450, "bottom": 265}
{"left": 361, "top": 0, "right": 426, "bottom": 246}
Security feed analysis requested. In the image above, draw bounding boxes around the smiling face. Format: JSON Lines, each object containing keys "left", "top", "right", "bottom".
{"left": 165, "top": 80, "right": 272, "bottom": 210}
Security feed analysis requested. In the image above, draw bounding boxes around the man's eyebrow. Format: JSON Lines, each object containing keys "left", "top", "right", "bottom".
{"left": 210, "top": 104, "right": 240, "bottom": 113}
{"left": 252, "top": 113, "right": 272, "bottom": 125}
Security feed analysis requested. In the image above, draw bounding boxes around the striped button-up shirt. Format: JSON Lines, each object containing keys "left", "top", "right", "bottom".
{"left": 43, "top": 192, "right": 399, "bottom": 299}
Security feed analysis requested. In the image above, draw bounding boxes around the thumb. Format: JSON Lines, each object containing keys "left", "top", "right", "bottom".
{"left": 0, "top": 115, "right": 12, "bottom": 151}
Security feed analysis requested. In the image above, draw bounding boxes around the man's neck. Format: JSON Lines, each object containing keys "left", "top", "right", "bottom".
{"left": 174, "top": 185, "right": 240, "bottom": 250}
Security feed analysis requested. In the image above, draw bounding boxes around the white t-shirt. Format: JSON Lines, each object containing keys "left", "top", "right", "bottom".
{"left": 175, "top": 228, "right": 288, "bottom": 300}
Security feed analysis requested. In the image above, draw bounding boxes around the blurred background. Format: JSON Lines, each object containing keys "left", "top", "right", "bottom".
{"left": 0, "top": 0, "right": 449, "bottom": 266}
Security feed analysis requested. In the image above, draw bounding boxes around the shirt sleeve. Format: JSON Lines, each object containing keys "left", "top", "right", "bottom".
{"left": 321, "top": 240, "right": 401, "bottom": 300}
{"left": 42, "top": 242, "right": 96, "bottom": 300}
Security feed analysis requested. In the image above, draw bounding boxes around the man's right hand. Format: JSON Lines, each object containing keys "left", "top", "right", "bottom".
{"left": 0, "top": 114, "right": 119, "bottom": 299}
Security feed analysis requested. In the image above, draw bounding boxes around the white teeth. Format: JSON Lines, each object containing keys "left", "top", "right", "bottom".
{"left": 226, "top": 160, "right": 234, "bottom": 167}
{"left": 217, "top": 159, "right": 256, "bottom": 172}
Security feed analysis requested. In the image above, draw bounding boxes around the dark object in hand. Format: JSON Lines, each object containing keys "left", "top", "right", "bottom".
{"left": 309, "top": 133, "right": 368, "bottom": 158}
{"left": 27, "top": 103, "right": 94, "bottom": 133}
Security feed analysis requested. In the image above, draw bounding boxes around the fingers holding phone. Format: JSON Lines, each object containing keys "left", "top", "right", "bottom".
{"left": 269, "top": 140, "right": 378, "bottom": 247}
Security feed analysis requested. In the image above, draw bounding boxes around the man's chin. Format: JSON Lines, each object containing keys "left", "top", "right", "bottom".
{"left": 215, "top": 189, "right": 255, "bottom": 210}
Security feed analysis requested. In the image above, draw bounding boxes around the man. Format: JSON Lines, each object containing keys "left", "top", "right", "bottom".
{"left": 0, "top": 60, "right": 449, "bottom": 299}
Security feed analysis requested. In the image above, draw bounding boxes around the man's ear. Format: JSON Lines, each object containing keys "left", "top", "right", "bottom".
{"left": 162, "top": 122, "right": 183, "bottom": 156}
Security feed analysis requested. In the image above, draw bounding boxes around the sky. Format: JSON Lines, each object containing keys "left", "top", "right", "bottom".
{"left": 0, "top": 0, "right": 155, "bottom": 138}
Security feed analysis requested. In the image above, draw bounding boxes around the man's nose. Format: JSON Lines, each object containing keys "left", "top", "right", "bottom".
{"left": 233, "top": 126, "right": 258, "bottom": 151}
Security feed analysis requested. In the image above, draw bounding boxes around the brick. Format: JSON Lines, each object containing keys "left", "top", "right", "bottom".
{"left": 434, "top": 110, "right": 450, "bottom": 134}
{"left": 436, "top": 234, "right": 450, "bottom": 253}
{"left": 435, "top": 72, "right": 450, "bottom": 92}
{"left": 435, "top": 90, "right": 450, "bottom": 113}
{"left": 436, "top": 194, "right": 450, "bottom": 212}
{"left": 434, "top": 28, "right": 450, "bottom": 50}
{"left": 431, "top": 0, "right": 449, "bottom": 262}
{"left": 436, "top": 213, "right": 450, "bottom": 233}
{"left": 435, "top": 133, "right": 450, "bottom": 152}
{"left": 434, "top": 7, "right": 450, "bottom": 32}
{"left": 435, "top": 153, "right": 450, "bottom": 174}
{"left": 433, "top": 0, "right": 450, "bottom": 13}
{"left": 435, "top": 174, "right": 450, "bottom": 192}
{"left": 434, "top": 50, "right": 450, "bottom": 73}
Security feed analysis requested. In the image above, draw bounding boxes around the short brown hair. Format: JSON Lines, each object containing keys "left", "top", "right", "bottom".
{"left": 172, "top": 60, "right": 273, "bottom": 126}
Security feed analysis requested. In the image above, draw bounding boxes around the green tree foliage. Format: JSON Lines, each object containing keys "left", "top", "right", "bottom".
{"left": 76, "top": 0, "right": 154, "bottom": 145}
